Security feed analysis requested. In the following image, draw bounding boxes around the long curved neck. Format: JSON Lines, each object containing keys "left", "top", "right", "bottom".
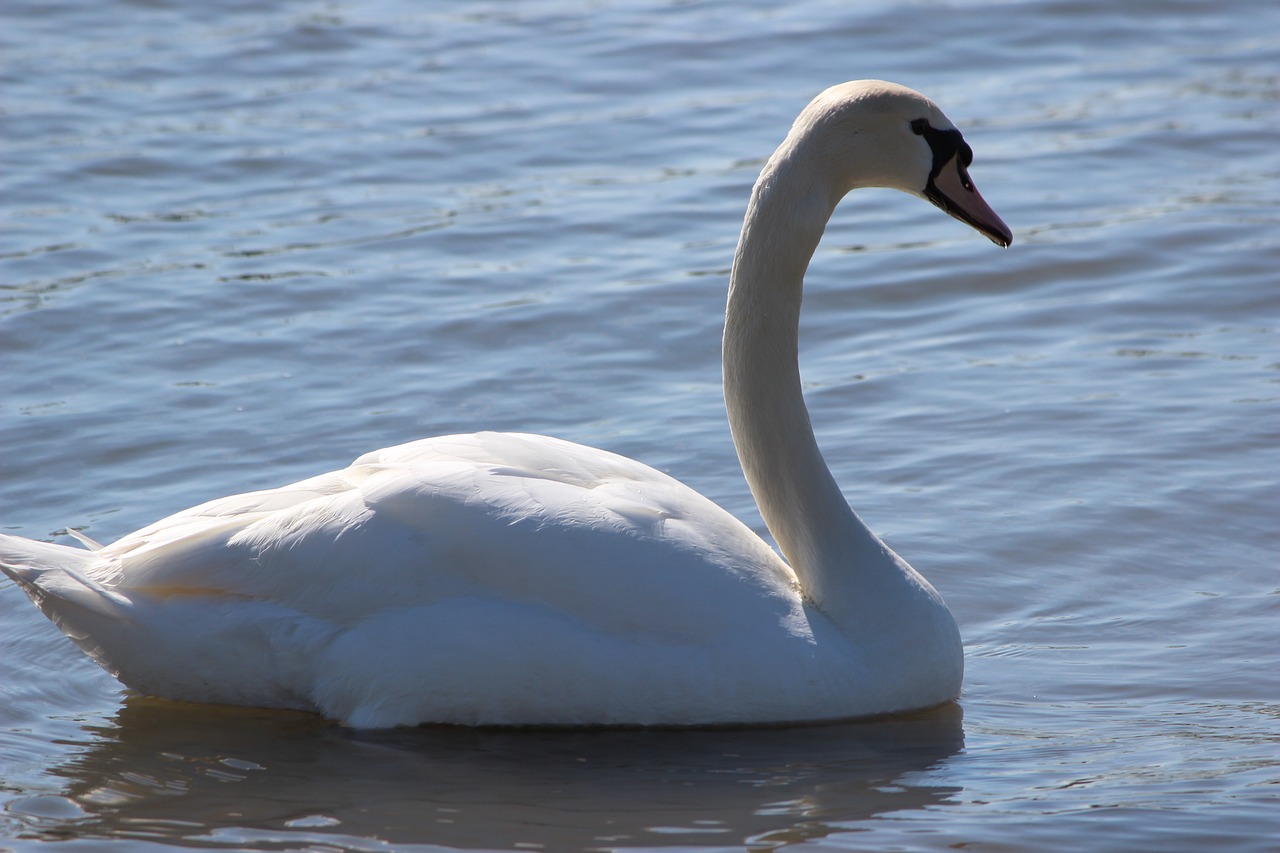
{"left": 723, "top": 149, "right": 897, "bottom": 620}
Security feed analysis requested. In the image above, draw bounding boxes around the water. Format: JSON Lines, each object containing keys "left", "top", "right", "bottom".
{"left": 2, "top": 0, "right": 1277, "bottom": 849}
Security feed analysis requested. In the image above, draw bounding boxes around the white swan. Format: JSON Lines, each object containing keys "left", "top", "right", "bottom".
{"left": 1, "top": 81, "right": 1011, "bottom": 728}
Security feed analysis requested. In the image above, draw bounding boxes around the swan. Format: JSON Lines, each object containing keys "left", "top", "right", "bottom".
{"left": 1, "top": 81, "right": 1011, "bottom": 728}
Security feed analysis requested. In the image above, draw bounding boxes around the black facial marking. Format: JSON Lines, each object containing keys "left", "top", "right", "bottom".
{"left": 911, "top": 118, "right": 973, "bottom": 183}
{"left": 911, "top": 118, "right": 980, "bottom": 205}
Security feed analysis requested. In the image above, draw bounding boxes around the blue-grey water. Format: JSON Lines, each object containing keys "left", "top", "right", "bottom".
{"left": 2, "top": 0, "right": 1277, "bottom": 850}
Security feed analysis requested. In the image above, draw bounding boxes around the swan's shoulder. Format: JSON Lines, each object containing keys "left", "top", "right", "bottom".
{"left": 351, "top": 431, "right": 734, "bottom": 540}
{"left": 96, "top": 432, "right": 799, "bottom": 638}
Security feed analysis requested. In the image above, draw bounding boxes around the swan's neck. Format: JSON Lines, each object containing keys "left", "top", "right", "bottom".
{"left": 723, "top": 151, "right": 900, "bottom": 621}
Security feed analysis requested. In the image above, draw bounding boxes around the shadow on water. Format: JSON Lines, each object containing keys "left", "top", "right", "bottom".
{"left": 11, "top": 697, "right": 966, "bottom": 851}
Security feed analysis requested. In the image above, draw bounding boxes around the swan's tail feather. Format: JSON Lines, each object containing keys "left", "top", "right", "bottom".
{"left": 65, "top": 527, "right": 105, "bottom": 551}
{"left": 1, "top": 533, "right": 135, "bottom": 670}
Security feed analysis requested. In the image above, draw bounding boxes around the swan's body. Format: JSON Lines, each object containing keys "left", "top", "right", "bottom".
{"left": 1, "top": 81, "right": 1011, "bottom": 728}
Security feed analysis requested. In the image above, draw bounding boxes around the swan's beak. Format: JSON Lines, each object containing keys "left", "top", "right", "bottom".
{"left": 925, "top": 155, "right": 1013, "bottom": 247}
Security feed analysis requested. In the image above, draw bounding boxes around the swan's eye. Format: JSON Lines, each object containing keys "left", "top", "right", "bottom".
{"left": 910, "top": 118, "right": 930, "bottom": 135}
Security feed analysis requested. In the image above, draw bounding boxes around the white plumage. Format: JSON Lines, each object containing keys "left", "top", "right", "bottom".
{"left": 2, "top": 81, "right": 1011, "bottom": 727}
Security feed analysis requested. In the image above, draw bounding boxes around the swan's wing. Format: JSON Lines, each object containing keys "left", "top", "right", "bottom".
{"left": 89, "top": 432, "right": 798, "bottom": 639}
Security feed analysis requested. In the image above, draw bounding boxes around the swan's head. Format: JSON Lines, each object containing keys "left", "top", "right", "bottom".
{"left": 786, "top": 80, "right": 1013, "bottom": 247}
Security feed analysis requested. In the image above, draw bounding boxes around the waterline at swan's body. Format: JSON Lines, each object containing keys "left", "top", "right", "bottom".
{"left": 1, "top": 80, "right": 1010, "bottom": 728}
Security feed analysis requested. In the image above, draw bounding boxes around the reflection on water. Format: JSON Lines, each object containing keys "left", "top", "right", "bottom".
{"left": 11, "top": 698, "right": 964, "bottom": 850}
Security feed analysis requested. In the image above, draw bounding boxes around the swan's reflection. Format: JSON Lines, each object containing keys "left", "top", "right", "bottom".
{"left": 32, "top": 698, "right": 964, "bottom": 850}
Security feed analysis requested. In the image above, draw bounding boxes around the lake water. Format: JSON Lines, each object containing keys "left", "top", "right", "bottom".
{"left": 2, "top": 0, "right": 1277, "bottom": 850}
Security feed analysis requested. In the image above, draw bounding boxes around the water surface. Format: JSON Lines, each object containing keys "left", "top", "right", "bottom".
{"left": 2, "top": 0, "right": 1277, "bottom": 850}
